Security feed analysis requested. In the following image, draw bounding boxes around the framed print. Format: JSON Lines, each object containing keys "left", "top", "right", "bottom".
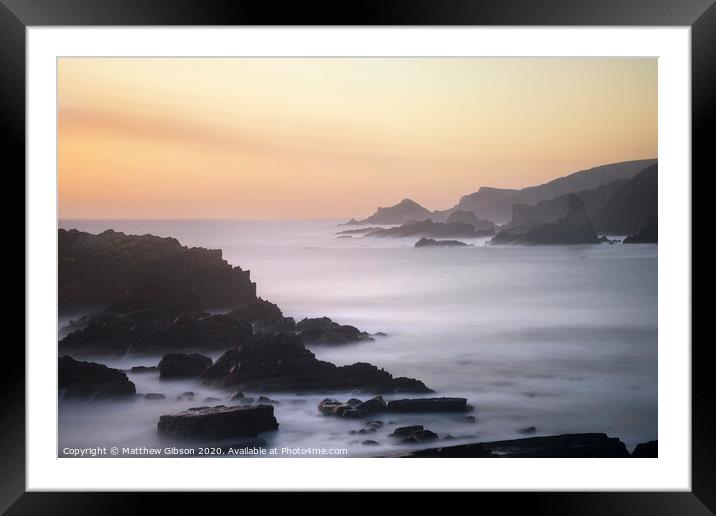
{"left": 4, "top": 0, "right": 708, "bottom": 513}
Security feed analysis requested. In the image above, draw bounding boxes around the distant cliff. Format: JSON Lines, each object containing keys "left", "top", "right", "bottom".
{"left": 58, "top": 229, "right": 257, "bottom": 314}
{"left": 350, "top": 198, "right": 434, "bottom": 225}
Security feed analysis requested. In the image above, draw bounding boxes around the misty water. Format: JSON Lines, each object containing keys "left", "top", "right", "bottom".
{"left": 58, "top": 219, "right": 657, "bottom": 457}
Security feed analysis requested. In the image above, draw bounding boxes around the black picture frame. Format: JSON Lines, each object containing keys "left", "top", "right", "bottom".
{"left": 3, "top": 0, "right": 707, "bottom": 513}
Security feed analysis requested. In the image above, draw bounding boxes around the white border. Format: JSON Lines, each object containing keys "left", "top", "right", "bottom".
{"left": 27, "top": 27, "right": 691, "bottom": 491}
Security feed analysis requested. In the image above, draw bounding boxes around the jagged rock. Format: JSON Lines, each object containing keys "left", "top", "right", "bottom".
{"left": 203, "top": 333, "right": 431, "bottom": 393}
{"left": 59, "top": 308, "right": 253, "bottom": 356}
{"left": 631, "top": 440, "right": 658, "bottom": 457}
{"left": 386, "top": 397, "right": 469, "bottom": 413}
{"left": 297, "top": 317, "right": 374, "bottom": 346}
{"left": 158, "top": 353, "right": 212, "bottom": 379}
{"left": 157, "top": 405, "right": 279, "bottom": 440}
{"left": 227, "top": 299, "right": 296, "bottom": 332}
{"left": 414, "top": 237, "right": 469, "bottom": 248}
{"left": 59, "top": 229, "right": 257, "bottom": 315}
{"left": 59, "top": 356, "right": 136, "bottom": 399}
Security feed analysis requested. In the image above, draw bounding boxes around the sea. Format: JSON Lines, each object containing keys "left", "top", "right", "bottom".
{"left": 58, "top": 219, "right": 658, "bottom": 457}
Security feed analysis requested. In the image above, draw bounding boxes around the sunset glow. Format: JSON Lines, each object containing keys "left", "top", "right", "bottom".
{"left": 58, "top": 58, "right": 657, "bottom": 219}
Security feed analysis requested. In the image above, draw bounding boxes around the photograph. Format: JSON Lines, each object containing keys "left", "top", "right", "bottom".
{"left": 56, "top": 57, "right": 658, "bottom": 459}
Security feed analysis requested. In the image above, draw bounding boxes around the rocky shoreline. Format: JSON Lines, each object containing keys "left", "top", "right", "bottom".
{"left": 58, "top": 228, "right": 656, "bottom": 458}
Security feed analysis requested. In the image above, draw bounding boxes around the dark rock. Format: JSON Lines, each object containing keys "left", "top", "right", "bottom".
{"left": 400, "top": 433, "right": 630, "bottom": 458}
{"left": 59, "top": 356, "right": 136, "bottom": 399}
{"left": 144, "top": 393, "right": 166, "bottom": 400}
{"left": 343, "top": 409, "right": 369, "bottom": 419}
{"left": 631, "top": 440, "right": 658, "bottom": 458}
{"left": 257, "top": 396, "right": 279, "bottom": 405}
{"left": 518, "top": 426, "right": 537, "bottom": 434}
{"left": 414, "top": 237, "right": 469, "bottom": 248}
{"left": 157, "top": 405, "right": 279, "bottom": 440}
{"left": 227, "top": 299, "right": 296, "bottom": 332}
{"left": 59, "top": 308, "right": 253, "bottom": 356}
{"left": 623, "top": 213, "right": 657, "bottom": 243}
{"left": 390, "top": 425, "right": 425, "bottom": 437}
{"left": 297, "top": 317, "right": 374, "bottom": 346}
{"left": 362, "top": 440, "right": 380, "bottom": 446}
{"left": 59, "top": 228, "right": 257, "bottom": 315}
{"left": 386, "top": 397, "right": 469, "bottom": 413}
{"left": 130, "top": 366, "right": 158, "bottom": 373}
{"left": 108, "top": 283, "right": 203, "bottom": 315}
{"left": 203, "top": 333, "right": 431, "bottom": 393}
{"left": 158, "top": 353, "right": 212, "bottom": 379}
{"left": 360, "top": 396, "right": 387, "bottom": 414}
{"left": 177, "top": 392, "right": 195, "bottom": 400}
{"left": 401, "top": 429, "right": 439, "bottom": 444}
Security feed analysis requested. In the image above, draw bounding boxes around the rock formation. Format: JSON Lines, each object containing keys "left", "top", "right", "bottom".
{"left": 59, "top": 229, "right": 257, "bottom": 314}
{"left": 158, "top": 353, "right": 213, "bottom": 379}
{"left": 414, "top": 237, "right": 469, "bottom": 248}
{"left": 59, "top": 356, "right": 136, "bottom": 399}
{"left": 157, "top": 405, "right": 279, "bottom": 440}
{"left": 202, "top": 333, "right": 431, "bottom": 393}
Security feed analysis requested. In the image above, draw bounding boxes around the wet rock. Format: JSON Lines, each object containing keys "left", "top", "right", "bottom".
{"left": 631, "top": 440, "right": 658, "bottom": 458}
{"left": 59, "top": 356, "right": 136, "bottom": 400}
{"left": 386, "top": 397, "right": 469, "bottom": 413}
{"left": 203, "top": 333, "right": 431, "bottom": 393}
{"left": 158, "top": 352, "right": 212, "bottom": 379}
{"left": 130, "top": 365, "right": 158, "bottom": 374}
{"left": 145, "top": 393, "right": 166, "bottom": 400}
{"left": 157, "top": 405, "right": 279, "bottom": 440}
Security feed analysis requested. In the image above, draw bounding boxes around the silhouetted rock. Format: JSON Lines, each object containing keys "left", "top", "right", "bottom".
{"left": 445, "top": 210, "right": 498, "bottom": 231}
{"left": 158, "top": 353, "right": 212, "bottom": 379}
{"left": 490, "top": 195, "right": 599, "bottom": 245}
{"left": 227, "top": 299, "right": 296, "bottom": 332}
{"left": 385, "top": 397, "right": 469, "bottom": 413}
{"left": 59, "top": 356, "right": 136, "bottom": 399}
{"left": 59, "top": 308, "right": 253, "bottom": 356}
{"left": 297, "top": 317, "right": 373, "bottom": 345}
{"left": 400, "top": 433, "right": 630, "bottom": 458}
{"left": 414, "top": 237, "right": 469, "bottom": 248}
{"left": 130, "top": 366, "right": 158, "bottom": 374}
{"left": 631, "top": 440, "right": 658, "bottom": 457}
{"left": 157, "top": 405, "right": 279, "bottom": 440}
{"left": 595, "top": 164, "right": 658, "bottom": 235}
{"left": 203, "top": 333, "right": 431, "bottom": 394}
{"left": 366, "top": 219, "right": 494, "bottom": 239}
{"left": 449, "top": 159, "right": 656, "bottom": 224}
{"left": 353, "top": 199, "right": 433, "bottom": 225}
{"left": 623, "top": 213, "right": 657, "bottom": 243}
{"left": 59, "top": 229, "right": 257, "bottom": 315}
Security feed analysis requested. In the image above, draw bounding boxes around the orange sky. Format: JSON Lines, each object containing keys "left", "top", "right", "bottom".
{"left": 58, "top": 58, "right": 657, "bottom": 219}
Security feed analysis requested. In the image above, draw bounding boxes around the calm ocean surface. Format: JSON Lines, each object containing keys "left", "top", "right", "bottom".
{"left": 58, "top": 219, "right": 657, "bottom": 456}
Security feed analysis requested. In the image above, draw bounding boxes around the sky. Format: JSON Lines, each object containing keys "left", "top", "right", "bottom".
{"left": 58, "top": 58, "right": 657, "bottom": 219}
